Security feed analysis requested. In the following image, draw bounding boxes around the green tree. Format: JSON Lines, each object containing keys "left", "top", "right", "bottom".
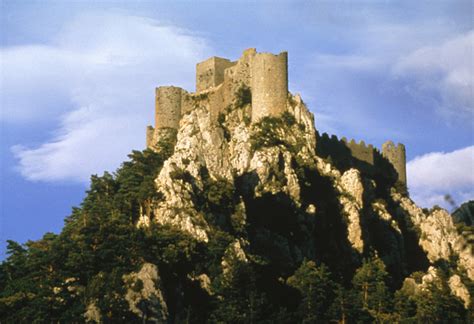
{"left": 393, "top": 286, "right": 417, "bottom": 323}
{"left": 352, "top": 256, "right": 392, "bottom": 322}
{"left": 414, "top": 280, "right": 466, "bottom": 323}
{"left": 211, "top": 261, "right": 270, "bottom": 323}
{"left": 115, "top": 149, "right": 169, "bottom": 222}
{"left": 287, "top": 260, "right": 335, "bottom": 323}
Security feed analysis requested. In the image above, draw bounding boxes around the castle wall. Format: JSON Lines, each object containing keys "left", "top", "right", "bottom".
{"left": 316, "top": 132, "right": 375, "bottom": 168}
{"left": 146, "top": 125, "right": 154, "bottom": 148}
{"left": 251, "top": 51, "right": 288, "bottom": 122}
{"left": 196, "top": 57, "right": 236, "bottom": 92}
{"left": 181, "top": 92, "right": 194, "bottom": 115}
{"left": 223, "top": 48, "right": 255, "bottom": 109}
{"left": 343, "top": 139, "right": 374, "bottom": 165}
{"left": 148, "top": 50, "right": 409, "bottom": 190}
{"left": 155, "top": 86, "right": 183, "bottom": 129}
{"left": 382, "top": 141, "right": 407, "bottom": 186}
{"left": 207, "top": 85, "right": 225, "bottom": 122}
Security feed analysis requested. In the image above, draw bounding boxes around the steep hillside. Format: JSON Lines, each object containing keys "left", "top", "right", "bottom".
{"left": 1, "top": 49, "right": 472, "bottom": 323}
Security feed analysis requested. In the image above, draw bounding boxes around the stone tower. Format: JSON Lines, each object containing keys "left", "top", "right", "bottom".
{"left": 146, "top": 125, "right": 154, "bottom": 148}
{"left": 382, "top": 141, "right": 407, "bottom": 187}
{"left": 155, "top": 86, "right": 183, "bottom": 129}
{"left": 196, "top": 57, "right": 236, "bottom": 92}
{"left": 251, "top": 51, "right": 288, "bottom": 122}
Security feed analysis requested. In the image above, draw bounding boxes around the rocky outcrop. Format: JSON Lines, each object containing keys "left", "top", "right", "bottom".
{"left": 400, "top": 267, "right": 471, "bottom": 308}
{"left": 152, "top": 93, "right": 315, "bottom": 242}
{"left": 221, "top": 239, "right": 249, "bottom": 280}
{"left": 449, "top": 274, "right": 471, "bottom": 308}
{"left": 145, "top": 83, "right": 473, "bottom": 307}
{"left": 392, "top": 191, "right": 473, "bottom": 280}
{"left": 339, "top": 169, "right": 364, "bottom": 253}
{"left": 123, "top": 263, "right": 168, "bottom": 322}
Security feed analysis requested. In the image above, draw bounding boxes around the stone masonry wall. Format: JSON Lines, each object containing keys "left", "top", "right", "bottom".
{"left": 223, "top": 48, "right": 255, "bottom": 109}
{"left": 155, "top": 86, "right": 183, "bottom": 129}
{"left": 146, "top": 126, "right": 154, "bottom": 148}
{"left": 196, "top": 57, "right": 236, "bottom": 92}
{"left": 343, "top": 138, "right": 375, "bottom": 165}
{"left": 317, "top": 132, "right": 375, "bottom": 166}
{"left": 147, "top": 50, "right": 407, "bottom": 188}
{"left": 382, "top": 141, "right": 407, "bottom": 186}
{"left": 251, "top": 51, "right": 288, "bottom": 122}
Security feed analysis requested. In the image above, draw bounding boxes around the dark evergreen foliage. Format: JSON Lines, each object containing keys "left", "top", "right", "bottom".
{"left": 1, "top": 120, "right": 471, "bottom": 323}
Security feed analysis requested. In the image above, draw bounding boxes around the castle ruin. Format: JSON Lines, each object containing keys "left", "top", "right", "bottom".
{"left": 382, "top": 141, "right": 407, "bottom": 186}
{"left": 146, "top": 48, "right": 407, "bottom": 187}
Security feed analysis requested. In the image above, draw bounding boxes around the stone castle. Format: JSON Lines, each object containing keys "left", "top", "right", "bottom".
{"left": 146, "top": 48, "right": 407, "bottom": 186}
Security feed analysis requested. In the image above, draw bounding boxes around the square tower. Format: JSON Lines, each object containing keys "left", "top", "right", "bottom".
{"left": 196, "top": 57, "right": 236, "bottom": 92}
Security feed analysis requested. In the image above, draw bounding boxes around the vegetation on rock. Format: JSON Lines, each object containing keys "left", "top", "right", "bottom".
{"left": 1, "top": 111, "right": 472, "bottom": 323}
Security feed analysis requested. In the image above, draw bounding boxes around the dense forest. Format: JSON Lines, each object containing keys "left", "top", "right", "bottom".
{"left": 1, "top": 114, "right": 472, "bottom": 323}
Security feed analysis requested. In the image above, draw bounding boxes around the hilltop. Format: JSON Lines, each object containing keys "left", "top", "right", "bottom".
{"left": 1, "top": 49, "right": 472, "bottom": 323}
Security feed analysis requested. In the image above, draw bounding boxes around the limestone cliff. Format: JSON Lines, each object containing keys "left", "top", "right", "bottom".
{"left": 3, "top": 50, "right": 472, "bottom": 323}
{"left": 143, "top": 84, "right": 472, "bottom": 302}
{"left": 139, "top": 49, "right": 473, "bottom": 315}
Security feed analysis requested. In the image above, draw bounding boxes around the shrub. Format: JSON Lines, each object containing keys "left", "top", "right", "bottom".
{"left": 250, "top": 114, "right": 304, "bottom": 154}
{"left": 281, "top": 111, "right": 296, "bottom": 126}
{"left": 169, "top": 169, "right": 193, "bottom": 183}
{"left": 235, "top": 85, "right": 251, "bottom": 108}
{"left": 250, "top": 116, "right": 286, "bottom": 151}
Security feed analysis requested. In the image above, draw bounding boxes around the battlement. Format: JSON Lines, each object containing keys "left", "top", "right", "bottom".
{"left": 318, "top": 132, "right": 375, "bottom": 166}
{"left": 316, "top": 133, "right": 408, "bottom": 188}
{"left": 341, "top": 137, "right": 374, "bottom": 165}
{"left": 145, "top": 49, "right": 408, "bottom": 190}
{"left": 382, "top": 141, "right": 407, "bottom": 186}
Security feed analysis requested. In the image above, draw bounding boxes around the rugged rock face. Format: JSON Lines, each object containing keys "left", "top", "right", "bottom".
{"left": 400, "top": 267, "right": 471, "bottom": 309}
{"left": 4, "top": 52, "right": 472, "bottom": 323}
{"left": 449, "top": 274, "right": 471, "bottom": 308}
{"left": 392, "top": 192, "right": 473, "bottom": 280}
{"left": 151, "top": 92, "right": 315, "bottom": 243}
{"left": 84, "top": 301, "right": 101, "bottom": 323}
{"left": 123, "top": 263, "right": 168, "bottom": 322}
{"left": 145, "top": 88, "right": 473, "bottom": 310}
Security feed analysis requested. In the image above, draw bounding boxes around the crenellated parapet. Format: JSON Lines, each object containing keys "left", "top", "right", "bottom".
{"left": 341, "top": 137, "right": 374, "bottom": 165}
{"left": 145, "top": 49, "right": 408, "bottom": 190}
{"left": 317, "top": 132, "right": 375, "bottom": 166}
{"left": 316, "top": 132, "right": 408, "bottom": 188}
{"left": 382, "top": 141, "right": 407, "bottom": 187}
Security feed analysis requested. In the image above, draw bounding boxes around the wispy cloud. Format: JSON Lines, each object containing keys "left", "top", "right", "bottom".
{"left": 393, "top": 30, "right": 474, "bottom": 120}
{"left": 311, "top": 53, "right": 382, "bottom": 71}
{"left": 407, "top": 145, "right": 474, "bottom": 209}
{"left": 306, "top": 25, "right": 473, "bottom": 139}
{"left": 4, "top": 13, "right": 211, "bottom": 183}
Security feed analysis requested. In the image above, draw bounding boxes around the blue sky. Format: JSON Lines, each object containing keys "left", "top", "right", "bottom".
{"left": 1, "top": 0, "right": 473, "bottom": 258}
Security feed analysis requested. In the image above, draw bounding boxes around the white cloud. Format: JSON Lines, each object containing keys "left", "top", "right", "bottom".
{"left": 393, "top": 30, "right": 474, "bottom": 120}
{"left": 311, "top": 53, "right": 382, "bottom": 71}
{"left": 407, "top": 146, "right": 474, "bottom": 209}
{"left": 3, "top": 13, "right": 211, "bottom": 182}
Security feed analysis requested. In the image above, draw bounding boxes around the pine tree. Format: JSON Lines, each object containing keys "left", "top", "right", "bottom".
{"left": 352, "top": 256, "right": 392, "bottom": 321}
{"left": 287, "top": 260, "right": 335, "bottom": 323}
